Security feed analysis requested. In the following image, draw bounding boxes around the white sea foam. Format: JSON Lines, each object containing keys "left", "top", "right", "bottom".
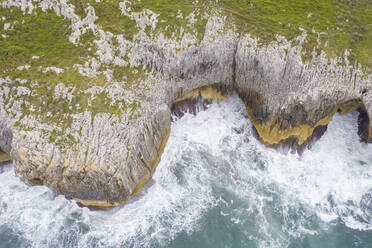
{"left": 0, "top": 94, "right": 371, "bottom": 247}
{"left": 260, "top": 111, "right": 372, "bottom": 231}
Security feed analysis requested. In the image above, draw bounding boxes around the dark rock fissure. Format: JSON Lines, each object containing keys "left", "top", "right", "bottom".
{"left": 171, "top": 95, "right": 212, "bottom": 120}
{"left": 28, "top": 178, "right": 44, "bottom": 186}
{"left": 358, "top": 108, "right": 372, "bottom": 143}
{"left": 232, "top": 41, "right": 238, "bottom": 90}
{"left": 236, "top": 89, "right": 268, "bottom": 124}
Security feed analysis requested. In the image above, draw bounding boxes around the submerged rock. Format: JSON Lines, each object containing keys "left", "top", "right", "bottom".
{"left": 0, "top": 0, "right": 371, "bottom": 207}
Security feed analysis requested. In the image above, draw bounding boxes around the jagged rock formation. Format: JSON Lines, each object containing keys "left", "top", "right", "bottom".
{"left": 235, "top": 35, "right": 372, "bottom": 148}
{"left": 0, "top": 111, "right": 11, "bottom": 163}
{"left": 0, "top": 0, "right": 371, "bottom": 207}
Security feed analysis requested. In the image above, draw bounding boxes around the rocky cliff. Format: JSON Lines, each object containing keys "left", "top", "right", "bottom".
{"left": 0, "top": 0, "right": 371, "bottom": 207}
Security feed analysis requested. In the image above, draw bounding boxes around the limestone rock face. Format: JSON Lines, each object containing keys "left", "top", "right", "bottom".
{"left": 0, "top": 99, "right": 12, "bottom": 163}
{"left": 235, "top": 35, "right": 372, "bottom": 146}
{"left": 0, "top": 112, "right": 12, "bottom": 154}
{"left": 10, "top": 103, "right": 171, "bottom": 204}
{"left": 0, "top": 1, "right": 371, "bottom": 206}
{"left": 361, "top": 92, "right": 372, "bottom": 142}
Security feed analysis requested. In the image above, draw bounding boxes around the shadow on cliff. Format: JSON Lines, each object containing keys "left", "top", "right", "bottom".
{"left": 0, "top": 128, "right": 12, "bottom": 165}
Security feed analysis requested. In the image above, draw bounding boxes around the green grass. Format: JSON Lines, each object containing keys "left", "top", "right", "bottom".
{"left": 210, "top": 0, "right": 370, "bottom": 67}
{"left": 0, "top": 7, "right": 96, "bottom": 76}
{"left": 131, "top": 0, "right": 209, "bottom": 42}
{"left": 89, "top": 0, "right": 139, "bottom": 40}
{"left": 0, "top": 5, "right": 147, "bottom": 148}
{"left": 122, "top": 0, "right": 372, "bottom": 67}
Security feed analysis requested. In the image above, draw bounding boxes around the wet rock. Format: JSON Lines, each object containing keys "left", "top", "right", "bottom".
{"left": 0, "top": 151, "right": 10, "bottom": 164}
{"left": 171, "top": 95, "right": 211, "bottom": 120}
{"left": 171, "top": 85, "right": 232, "bottom": 120}
{"left": 252, "top": 124, "right": 328, "bottom": 155}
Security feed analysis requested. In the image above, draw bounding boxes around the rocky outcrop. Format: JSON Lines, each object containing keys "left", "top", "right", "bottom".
{"left": 9, "top": 104, "right": 170, "bottom": 206}
{"left": 362, "top": 92, "right": 372, "bottom": 143}
{"left": 0, "top": 114, "right": 12, "bottom": 154}
{"left": 0, "top": 1, "right": 371, "bottom": 207}
{"left": 0, "top": 109, "right": 12, "bottom": 163}
{"left": 235, "top": 35, "right": 372, "bottom": 147}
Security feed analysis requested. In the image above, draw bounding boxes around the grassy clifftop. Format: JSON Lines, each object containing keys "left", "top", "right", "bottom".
{"left": 2, "top": 1, "right": 370, "bottom": 69}
{"left": 219, "top": 0, "right": 372, "bottom": 68}
{"left": 92, "top": 0, "right": 372, "bottom": 67}
{"left": 0, "top": 0, "right": 371, "bottom": 148}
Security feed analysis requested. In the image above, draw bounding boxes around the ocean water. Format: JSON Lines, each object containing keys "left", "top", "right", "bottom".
{"left": 0, "top": 94, "right": 372, "bottom": 248}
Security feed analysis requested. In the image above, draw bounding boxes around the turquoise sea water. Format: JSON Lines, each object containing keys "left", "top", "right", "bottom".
{"left": 0, "top": 94, "right": 372, "bottom": 248}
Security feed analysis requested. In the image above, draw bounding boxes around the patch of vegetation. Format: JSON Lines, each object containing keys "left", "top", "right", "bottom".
{"left": 89, "top": 0, "right": 139, "bottom": 40}
{"left": 111, "top": 64, "right": 150, "bottom": 84}
{"left": 132, "top": 0, "right": 209, "bottom": 42}
{"left": 88, "top": 91, "right": 141, "bottom": 122}
{"left": 68, "top": 0, "right": 89, "bottom": 18}
{"left": 0, "top": 5, "right": 147, "bottom": 148}
{"left": 217, "top": 0, "right": 372, "bottom": 67}
{"left": 0, "top": 6, "right": 96, "bottom": 79}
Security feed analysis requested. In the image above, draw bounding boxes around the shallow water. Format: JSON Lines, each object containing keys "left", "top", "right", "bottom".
{"left": 0, "top": 94, "right": 371, "bottom": 248}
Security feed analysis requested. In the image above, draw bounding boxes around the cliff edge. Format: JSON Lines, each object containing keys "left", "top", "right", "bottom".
{"left": 0, "top": 0, "right": 371, "bottom": 207}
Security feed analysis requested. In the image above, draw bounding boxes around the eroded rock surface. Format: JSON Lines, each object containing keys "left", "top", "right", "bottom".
{"left": 0, "top": 0, "right": 371, "bottom": 206}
